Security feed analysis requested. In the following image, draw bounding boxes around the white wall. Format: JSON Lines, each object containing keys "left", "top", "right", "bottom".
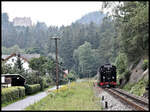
{"left": 6, "top": 56, "right": 17, "bottom": 67}
{"left": 22, "top": 61, "right": 30, "bottom": 70}
{"left": 1, "top": 77, "right": 5, "bottom": 83}
{"left": 5, "top": 56, "right": 30, "bottom": 71}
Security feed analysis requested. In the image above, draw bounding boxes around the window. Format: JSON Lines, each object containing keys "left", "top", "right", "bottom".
{"left": 12, "top": 59, "right": 14, "bottom": 62}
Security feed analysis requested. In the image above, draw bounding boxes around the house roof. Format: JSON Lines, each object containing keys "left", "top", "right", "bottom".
{"left": 2, "top": 53, "right": 40, "bottom": 62}
{"left": 21, "top": 54, "right": 40, "bottom": 60}
{"left": 1, "top": 74, "right": 26, "bottom": 80}
{"left": 4, "top": 53, "right": 16, "bottom": 61}
{"left": 2, "top": 55, "right": 10, "bottom": 60}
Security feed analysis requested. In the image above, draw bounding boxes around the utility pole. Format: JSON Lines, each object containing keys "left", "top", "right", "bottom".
{"left": 51, "top": 37, "right": 60, "bottom": 90}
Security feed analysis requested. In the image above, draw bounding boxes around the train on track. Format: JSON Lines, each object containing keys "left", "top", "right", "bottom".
{"left": 97, "top": 63, "right": 117, "bottom": 88}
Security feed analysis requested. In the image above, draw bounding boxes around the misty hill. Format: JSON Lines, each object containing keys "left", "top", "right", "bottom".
{"left": 75, "top": 11, "right": 106, "bottom": 25}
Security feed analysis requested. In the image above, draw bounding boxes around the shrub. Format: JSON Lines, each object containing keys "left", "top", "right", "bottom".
{"left": 67, "top": 72, "right": 76, "bottom": 82}
{"left": 142, "top": 59, "right": 148, "bottom": 71}
{"left": 39, "top": 77, "right": 47, "bottom": 91}
{"left": 24, "top": 84, "right": 41, "bottom": 95}
{"left": 130, "top": 78, "right": 148, "bottom": 96}
{"left": 17, "top": 86, "right": 26, "bottom": 97}
{"left": 2, "top": 86, "right": 25, "bottom": 104}
{"left": 45, "top": 83, "right": 49, "bottom": 88}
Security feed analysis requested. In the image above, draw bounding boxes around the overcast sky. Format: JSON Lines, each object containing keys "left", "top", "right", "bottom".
{"left": 2, "top": 2, "right": 104, "bottom": 27}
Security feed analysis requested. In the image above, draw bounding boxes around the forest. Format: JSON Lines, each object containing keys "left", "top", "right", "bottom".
{"left": 2, "top": 1, "right": 149, "bottom": 84}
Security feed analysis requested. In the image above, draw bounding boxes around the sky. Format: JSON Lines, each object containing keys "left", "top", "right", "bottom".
{"left": 2, "top": 2, "right": 104, "bottom": 27}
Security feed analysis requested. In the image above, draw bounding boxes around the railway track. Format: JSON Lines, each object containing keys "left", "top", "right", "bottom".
{"left": 103, "top": 87, "right": 149, "bottom": 111}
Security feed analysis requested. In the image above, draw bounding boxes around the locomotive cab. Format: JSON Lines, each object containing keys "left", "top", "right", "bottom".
{"left": 98, "top": 63, "right": 117, "bottom": 88}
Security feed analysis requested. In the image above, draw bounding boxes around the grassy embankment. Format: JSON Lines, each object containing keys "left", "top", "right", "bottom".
{"left": 122, "top": 77, "right": 148, "bottom": 96}
{"left": 26, "top": 80, "right": 101, "bottom": 110}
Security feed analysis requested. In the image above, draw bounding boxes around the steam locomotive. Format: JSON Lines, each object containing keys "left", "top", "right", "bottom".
{"left": 97, "top": 63, "right": 117, "bottom": 88}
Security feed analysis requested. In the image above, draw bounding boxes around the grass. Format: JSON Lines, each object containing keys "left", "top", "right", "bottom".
{"left": 25, "top": 81, "right": 101, "bottom": 110}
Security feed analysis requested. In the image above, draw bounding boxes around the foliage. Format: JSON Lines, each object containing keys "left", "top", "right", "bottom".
{"left": 123, "top": 77, "right": 148, "bottom": 96}
{"left": 29, "top": 56, "right": 55, "bottom": 84}
{"left": 122, "top": 69, "right": 131, "bottom": 82}
{"left": 66, "top": 71, "right": 77, "bottom": 82}
{"left": 2, "top": 45, "right": 25, "bottom": 55}
{"left": 2, "top": 3, "right": 148, "bottom": 80}
{"left": 24, "top": 72, "right": 38, "bottom": 85}
{"left": 103, "top": 1, "right": 149, "bottom": 63}
{"left": 2, "top": 86, "right": 25, "bottom": 105}
{"left": 29, "top": 56, "right": 54, "bottom": 74}
{"left": 2, "top": 11, "right": 117, "bottom": 79}
{"left": 39, "top": 77, "right": 48, "bottom": 91}
{"left": 142, "top": 59, "right": 148, "bottom": 71}
{"left": 24, "top": 84, "right": 41, "bottom": 95}
{"left": 115, "top": 53, "right": 128, "bottom": 75}
{"left": 25, "top": 47, "right": 43, "bottom": 54}
{"left": 73, "top": 41, "right": 98, "bottom": 78}
{"left": 1, "top": 61, "right": 13, "bottom": 74}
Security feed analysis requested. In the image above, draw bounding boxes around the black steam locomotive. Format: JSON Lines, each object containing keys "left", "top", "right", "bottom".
{"left": 97, "top": 63, "right": 117, "bottom": 88}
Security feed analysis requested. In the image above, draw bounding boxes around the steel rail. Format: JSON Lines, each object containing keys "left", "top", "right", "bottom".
{"left": 103, "top": 88, "right": 149, "bottom": 111}
{"left": 113, "top": 88, "right": 148, "bottom": 106}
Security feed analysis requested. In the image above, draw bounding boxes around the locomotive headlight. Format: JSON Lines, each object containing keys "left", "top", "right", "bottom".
{"left": 103, "top": 76, "right": 105, "bottom": 79}
{"left": 112, "top": 77, "right": 114, "bottom": 79}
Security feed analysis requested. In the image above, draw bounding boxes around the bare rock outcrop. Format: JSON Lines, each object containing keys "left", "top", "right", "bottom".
{"left": 128, "top": 58, "right": 148, "bottom": 84}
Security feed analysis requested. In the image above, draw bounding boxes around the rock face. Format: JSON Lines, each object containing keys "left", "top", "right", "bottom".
{"left": 128, "top": 58, "right": 148, "bottom": 84}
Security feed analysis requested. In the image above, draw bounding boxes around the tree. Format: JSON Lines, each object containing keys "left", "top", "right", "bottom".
{"left": 2, "top": 13, "right": 9, "bottom": 29}
{"left": 73, "top": 41, "right": 96, "bottom": 78}
{"left": 29, "top": 56, "right": 55, "bottom": 83}
{"left": 1, "top": 61, "right": 13, "bottom": 74}
{"left": 102, "top": 1, "right": 149, "bottom": 63}
{"left": 115, "top": 53, "right": 128, "bottom": 75}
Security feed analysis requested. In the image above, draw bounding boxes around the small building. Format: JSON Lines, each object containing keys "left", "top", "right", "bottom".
{"left": 2, "top": 53, "right": 40, "bottom": 72}
{"left": 1, "top": 74, "right": 26, "bottom": 87}
{"left": 13, "top": 17, "right": 32, "bottom": 27}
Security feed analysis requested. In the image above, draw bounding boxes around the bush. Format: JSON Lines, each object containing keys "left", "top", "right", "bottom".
{"left": 45, "top": 83, "right": 49, "bottom": 88}
{"left": 67, "top": 72, "right": 76, "bottom": 82}
{"left": 142, "top": 59, "right": 148, "bottom": 71}
{"left": 39, "top": 77, "right": 48, "bottom": 91}
{"left": 24, "top": 84, "right": 41, "bottom": 95}
{"left": 130, "top": 78, "right": 148, "bottom": 96}
{"left": 17, "top": 86, "right": 26, "bottom": 97}
{"left": 2, "top": 86, "right": 25, "bottom": 104}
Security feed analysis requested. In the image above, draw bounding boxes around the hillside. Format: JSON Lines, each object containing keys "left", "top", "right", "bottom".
{"left": 75, "top": 11, "right": 106, "bottom": 25}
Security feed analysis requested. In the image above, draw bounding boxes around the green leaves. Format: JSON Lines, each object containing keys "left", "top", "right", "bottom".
{"left": 115, "top": 53, "right": 128, "bottom": 75}
{"left": 142, "top": 59, "right": 148, "bottom": 71}
{"left": 73, "top": 41, "right": 97, "bottom": 77}
{"left": 109, "top": 2, "right": 149, "bottom": 62}
{"left": 28, "top": 56, "right": 55, "bottom": 84}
